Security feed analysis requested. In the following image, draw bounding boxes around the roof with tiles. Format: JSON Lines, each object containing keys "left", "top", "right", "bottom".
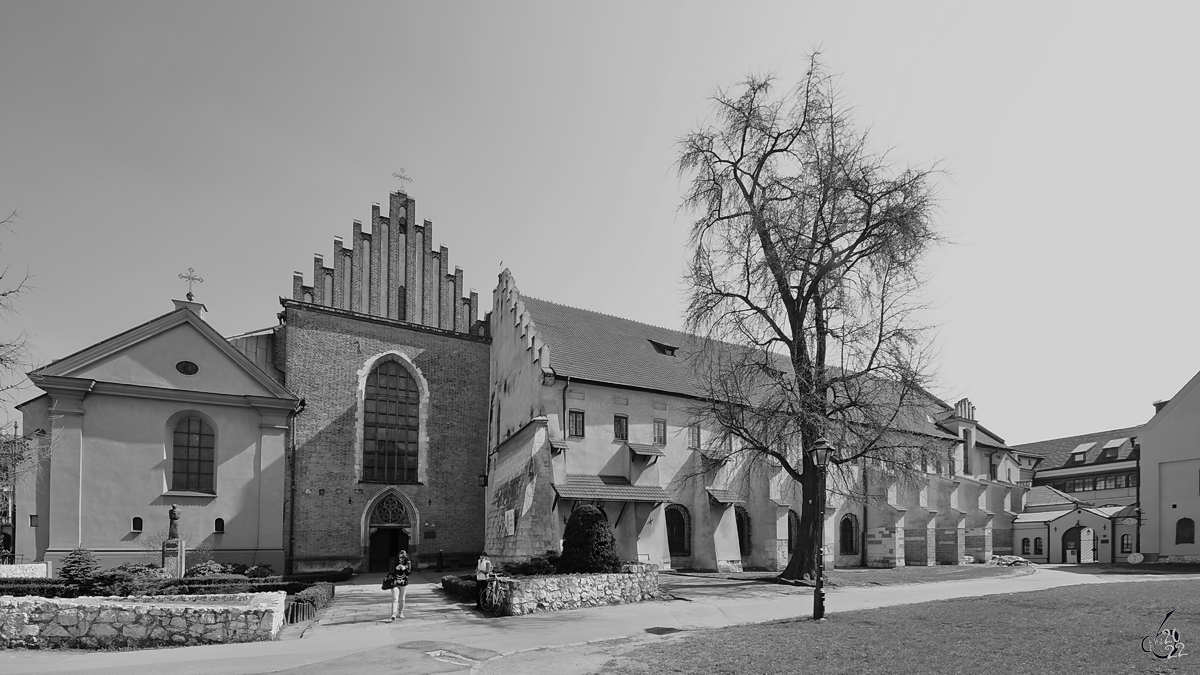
{"left": 1025, "top": 485, "right": 1087, "bottom": 509}
{"left": 553, "top": 474, "right": 670, "bottom": 502}
{"left": 521, "top": 296, "right": 1002, "bottom": 445}
{"left": 1011, "top": 425, "right": 1143, "bottom": 471}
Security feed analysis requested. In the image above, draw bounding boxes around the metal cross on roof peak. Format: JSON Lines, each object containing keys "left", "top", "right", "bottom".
{"left": 178, "top": 267, "right": 204, "bottom": 301}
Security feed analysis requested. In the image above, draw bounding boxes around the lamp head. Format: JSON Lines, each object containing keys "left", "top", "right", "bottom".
{"left": 810, "top": 438, "right": 835, "bottom": 467}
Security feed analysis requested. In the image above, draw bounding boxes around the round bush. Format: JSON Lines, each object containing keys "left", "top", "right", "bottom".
{"left": 58, "top": 547, "right": 101, "bottom": 588}
{"left": 556, "top": 505, "right": 621, "bottom": 574}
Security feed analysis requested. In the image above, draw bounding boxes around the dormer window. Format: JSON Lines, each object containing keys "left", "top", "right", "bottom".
{"left": 648, "top": 339, "right": 678, "bottom": 357}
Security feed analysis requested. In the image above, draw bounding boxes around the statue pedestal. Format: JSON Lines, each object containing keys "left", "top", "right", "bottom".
{"left": 162, "top": 539, "right": 187, "bottom": 578}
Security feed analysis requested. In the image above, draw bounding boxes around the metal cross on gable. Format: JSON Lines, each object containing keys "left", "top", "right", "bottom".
{"left": 178, "top": 267, "right": 204, "bottom": 301}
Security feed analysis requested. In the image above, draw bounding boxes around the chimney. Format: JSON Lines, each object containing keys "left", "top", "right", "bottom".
{"left": 1153, "top": 399, "right": 1171, "bottom": 414}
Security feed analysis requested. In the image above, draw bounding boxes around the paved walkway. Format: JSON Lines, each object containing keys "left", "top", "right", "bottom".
{"left": 3, "top": 565, "right": 1198, "bottom": 674}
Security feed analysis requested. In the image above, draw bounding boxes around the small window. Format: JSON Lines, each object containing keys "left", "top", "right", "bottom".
{"left": 653, "top": 419, "right": 667, "bottom": 445}
{"left": 1127, "top": 473, "right": 1138, "bottom": 488}
{"left": 613, "top": 415, "right": 628, "bottom": 441}
{"left": 839, "top": 514, "right": 859, "bottom": 555}
{"left": 175, "top": 360, "right": 199, "bottom": 376}
{"left": 214, "top": 518, "right": 225, "bottom": 534}
{"left": 648, "top": 339, "right": 678, "bottom": 357}
{"left": 1121, "top": 534, "right": 1132, "bottom": 554}
{"left": 1176, "top": 518, "right": 1195, "bottom": 545}
{"left": 132, "top": 517, "right": 143, "bottom": 533}
{"left": 568, "top": 410, "right": 585, "bottom": 438}
{"left": 28, "top": 515, "right": 38, "bottom": 528}
{"left": 688, "top": 424, "right": 700, "bottom": 449}
{"left": 1021, "top": 538, "right": 1030, "bottom": 555}
{"left": 1034, "top": 537, "right": 1043, "bottom": 555}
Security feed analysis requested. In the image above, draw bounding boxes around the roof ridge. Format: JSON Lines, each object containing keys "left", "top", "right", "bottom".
{"left": 524, "top": 295, "right": 687, "bottom": 336}
{"left": 1011, "top": 425, "right": 1144, "bottom": 448}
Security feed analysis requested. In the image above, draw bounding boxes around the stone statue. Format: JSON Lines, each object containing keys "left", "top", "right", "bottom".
{"left": 168, "top": 504, "right": 180, "bottom": 540}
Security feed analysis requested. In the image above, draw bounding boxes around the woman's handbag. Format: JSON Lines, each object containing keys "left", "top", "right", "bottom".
{"left": 381, "top": 573, "right": 397, "bottom": 590}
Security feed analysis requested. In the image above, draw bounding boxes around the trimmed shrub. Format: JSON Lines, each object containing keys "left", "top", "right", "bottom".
{"left": 501, "top": 554, "right": 558, "bottom": 577}
{"left": 440, "top": 574, "right": 477, "bottom": 602}
{"left": 284, "top": 567, "right": 355, "bottom": 583}
{"left": 185, "top": 560, "right": 226, "bottom": 577}
{"left": 222, "top": 563, "right": 251, "bottom": 575}
{"left": 556, "top": 505, "right": 621, "bottom": 574}
{"left": 0, "top": 578, "right": 76, "bottom": 598}
{"left": 294, "top": 582, "right": 335, "bottom": 609}
{"left": 245, "top": 564, "right": 275, "bottom": 579}
{"left": 58, "top": 547, "right": 102, "bottom": 590}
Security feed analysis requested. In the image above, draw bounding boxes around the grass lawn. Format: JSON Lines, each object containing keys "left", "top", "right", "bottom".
{"left": 709, "top": 563, "right": 1032, "bottom": 588}
{"left": 603, "top": 579, "right": 1199, "bottom": 674}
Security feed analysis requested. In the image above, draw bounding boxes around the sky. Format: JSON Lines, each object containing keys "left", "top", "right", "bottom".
{"left": 1, "top": 1, "right": 1197, "bottom": 445}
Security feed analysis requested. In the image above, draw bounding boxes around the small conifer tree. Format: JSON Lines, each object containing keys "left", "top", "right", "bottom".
{"left": 59, "top": 546, "right": 102, "bottom": 590}
{"left": 556, "top": 505, "right": 621, "bottom": 574}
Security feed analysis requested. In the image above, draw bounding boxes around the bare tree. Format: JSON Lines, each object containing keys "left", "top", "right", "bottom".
{"left": 0, "top": 210, "right": 29, "bottom": 407}
{"left": 677, "top": 55, "right": 949, "bottom": 580}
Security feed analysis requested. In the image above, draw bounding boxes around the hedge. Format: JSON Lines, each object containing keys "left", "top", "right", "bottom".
{"left": 283, "top": 567, "right": 355, "bottom": 584}
{"left": 440, "top": 574, "right": 477, "bottom": 602}
{"left": 0, "top": 580, "right": 77, "bottom": 598}
{"left": 293, "top": 582, "right": 335, "bottom": 609}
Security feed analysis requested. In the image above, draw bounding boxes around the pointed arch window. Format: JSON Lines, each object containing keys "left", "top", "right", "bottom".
{"left": 734, "top": 505, "right": 752, "bottom": 556}
{"left": 172, "top": 417, "right": 215, "bottom": 493}
{"left": 788, "top": 510, "right": 801, "bottom": 554}
{"left": 839, "top": 514, "right": 859, "bottom": 555}
{"left": 363, "top": 360, "right": 420, "bottom": 483}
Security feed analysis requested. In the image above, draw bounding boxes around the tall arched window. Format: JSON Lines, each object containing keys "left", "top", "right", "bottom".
{"left": 173, "top": 417, "right": 215, "bottom": 493}
{"left": 1034, "top": 537, "right": 1043, "bottom": 555}
{"left": 839, "top": 514, "right": 859, "bottom": 555}
{"left": 363, "top": 360, "right": 420, "bottom": 483}
{"left": 665, "top": 504, "right": 690, "bottom": 557}
{"left": 1176, "top": 518, "right": 1195, "bottom": 545}
{"left": 734, "top": 505, "right": 752, "bottom": 556}
{"left": 1021, "top": 538, "right": 1030, "bottom": 555}
{"left": 1121, "top": 534, "right": 1132, "bottom": 553}
{"left": 788, "top": 510, "right": 801, "bottom": 554}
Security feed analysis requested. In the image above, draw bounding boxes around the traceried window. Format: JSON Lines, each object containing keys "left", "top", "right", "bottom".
{"left": 173, "top": 417, "right": 215, "bottom": 493}
{"left": 1034, "top": 537, "right": 1043, "bottom": 555}
{"left": 1176, "top": 518, "right": 1195, "bottom": 545}
{"left": 653, "top": 419, "right": 667, "bottom": 445}
{"left": 1121, "top": 534, "right": 1132, "bottom": 554}
{"left": 614, "top": 415, "right": 628, "bottom": 441}
{"left": 665, "top": 504, "right": 691, "bottom": 557}
{"left": 568, "top": 410, "right": 585, "bottom": 437}
{"left": 1021, "top": 538, "right": 1030, "bottom": 555}
{"left": 363, "top": 360, "right": 420, "bottom": 483}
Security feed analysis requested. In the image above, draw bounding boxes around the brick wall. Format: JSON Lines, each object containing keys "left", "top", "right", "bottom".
{"left": 903, "top": 527, "right": 936, "bottom": 566}
{"left": 280, "top": 302, "right": 490, "bottom": 572}
{"left": 935, "top": 527, "right": 965, "bottom": 565}
{"left": 992, "top": 528, "right": 1013, "bottom": 556}
{"left": 865, "top": 526, "right": 903, "bottom": 568}
{"left": 964, "top": 527, "right": 992, "bottom": 563}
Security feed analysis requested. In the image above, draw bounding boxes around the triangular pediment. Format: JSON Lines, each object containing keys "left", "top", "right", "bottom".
{"left": 33, "top": 308, "right": 295, "bottom": 400}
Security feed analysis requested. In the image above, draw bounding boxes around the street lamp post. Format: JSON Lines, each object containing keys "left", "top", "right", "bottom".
{"left": 810, "top": 437, "right": 835, "bottom": 621}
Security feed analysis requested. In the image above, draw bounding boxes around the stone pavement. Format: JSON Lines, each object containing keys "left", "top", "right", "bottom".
{"left": 3, "top": 564, "right": 1199, "bottom": 674}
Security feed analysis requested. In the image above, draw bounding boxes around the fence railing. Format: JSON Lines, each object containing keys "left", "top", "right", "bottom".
{"left": 284, "top": 599, "right": 316, "bottom": 625}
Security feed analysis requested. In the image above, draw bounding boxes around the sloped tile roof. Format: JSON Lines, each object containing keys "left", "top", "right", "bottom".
{"left": 553, "top": 474, "right": 669, "bottom": 502}
{"left": 626, "top": 443, "right": 665, "bottom": 457}
{"left": 1014, "top": 509, "right": 1073, "bottom": 524}
{"left": 1012, "top": 425, "right": 1143, "bottom": 470}
{"left": 522, "top": 296, "right": 702, "bottom": 397}
{"left": 1025, "top": 485, "right": 1086, "bottom": 508}
{"left": 548, "top": 439, "right": 570, "bottom": 451}
{"left": 706, "top": 488, "right": 745, "bottom": 504}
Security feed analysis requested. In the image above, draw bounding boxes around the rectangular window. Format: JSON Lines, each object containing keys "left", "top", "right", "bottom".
{"left": 28, "top": 515, "right": 38, "bottom": 527}
{"left": 568, "top": 410, "right": 585, "bottom": 438}
{"left": 688, "top": 424, "right": 700, "bottom": 448}
{"left": 1127, "top": 473, "right": 1138, "bottom": 488}
{"left": 613, "top": 415, "right": 628, "bottom": 441}
{"left": 653, "top": 419, "right": 667, "bottom": 445}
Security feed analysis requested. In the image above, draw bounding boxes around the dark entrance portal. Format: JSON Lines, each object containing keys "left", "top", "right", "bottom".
{"left": 367, "top": 493, "right": 412, "bottom": 572}
{"left": 368, "top": 527, "right": 409, "bottom": 572}
{"left": 1062, "top": 525, "right": 1097, "bottom": 563}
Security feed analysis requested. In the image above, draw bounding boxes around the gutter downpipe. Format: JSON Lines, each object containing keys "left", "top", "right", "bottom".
{"left": 562, "top": 376, "right": 571, "bottom": 474}
{"left": 286, "top": 397, "right": 307, "bottom": 575}
{"left": 1133, "top": 437, "right": 1142, "bottom": 556}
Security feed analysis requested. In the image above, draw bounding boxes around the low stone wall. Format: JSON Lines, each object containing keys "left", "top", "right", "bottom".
{"left": 0, "top": 563, "right": 51, "bottom": 579}
{"left": 0, "top": 592, "right": 286, "bottom": 649}
{"left": 496, "top": 563, "right": 658, "bottom": 616}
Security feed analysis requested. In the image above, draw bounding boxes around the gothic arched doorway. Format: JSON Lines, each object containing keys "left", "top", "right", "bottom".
{"left": 1062, "top": 525, "right": 1097, "bottom": 563}
{"left": 367, "top": 493, "right": 412, "bottom": 572}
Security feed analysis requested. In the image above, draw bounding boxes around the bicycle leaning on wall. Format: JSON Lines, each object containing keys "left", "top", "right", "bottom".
{"left": 478, "top": 572, "right": 507, "bottom": 616}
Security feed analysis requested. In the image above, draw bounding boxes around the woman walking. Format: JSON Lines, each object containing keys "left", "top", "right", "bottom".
{"left": 384, "top": 550, "right": 412, "bottom": 621}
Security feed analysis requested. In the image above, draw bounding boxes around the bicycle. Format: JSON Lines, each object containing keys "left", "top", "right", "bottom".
{"left": 478, "top": 573, "right": 507, "bottom": 616}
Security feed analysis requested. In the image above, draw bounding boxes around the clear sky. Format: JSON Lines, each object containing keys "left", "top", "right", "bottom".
{"left": 1, "top": 1, "right": 1196, "bottom": 444}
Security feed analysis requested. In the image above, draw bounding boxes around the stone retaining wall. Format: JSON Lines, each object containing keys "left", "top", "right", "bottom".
{"left": 0, "top": 592, "right": 286, "bottom": 649}
{"left": 496, "top": 563, "right": 658, "bottom": 616}
{"left": 0, "top": 563, "right": 51, "bottom": 579}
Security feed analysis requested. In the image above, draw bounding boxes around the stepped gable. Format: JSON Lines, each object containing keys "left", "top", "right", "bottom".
{"left": 290, "top": 191, "right": 485, "bottom": 336}
{"left": 494, "top": 269, "right": 553, "bottom": 373}
{"left": 1012, "top": 425, "right": 1143, "bottom": 470}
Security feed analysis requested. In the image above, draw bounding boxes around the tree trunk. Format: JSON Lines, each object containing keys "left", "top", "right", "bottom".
{"left": 780, "top": 456, "right": 822, "bottom": 581}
